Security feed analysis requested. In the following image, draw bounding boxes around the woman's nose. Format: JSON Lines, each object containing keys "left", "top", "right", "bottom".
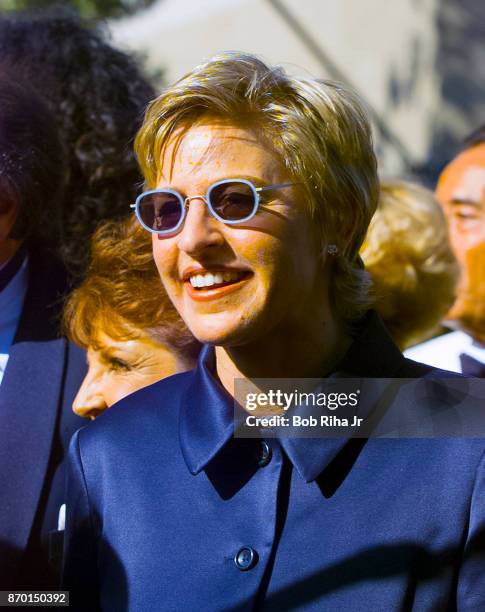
{"left": 176, "top": 197, "right": 224, "bottom": 256}
{"left": 72, "top": 375, "right": 107, "bottom": 420}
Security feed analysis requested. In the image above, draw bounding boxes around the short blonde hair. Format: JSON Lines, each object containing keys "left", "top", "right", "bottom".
{"left": 361, "top": 180, "right": 459, "bottom": 349}
{"left": 135, "top": 52, "right": 379, "bottom": 323}
{"left": 64, "top": 218, "right": 200, "bottom": 359}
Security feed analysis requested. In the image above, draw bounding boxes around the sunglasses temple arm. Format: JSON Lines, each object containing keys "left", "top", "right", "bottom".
{"left": 257, "top": 182, "right": 296, "bottom": 193}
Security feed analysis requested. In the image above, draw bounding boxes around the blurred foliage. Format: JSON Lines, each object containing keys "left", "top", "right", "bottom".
{"left": 0, "top": 0, "right": 156, "bottom": 19}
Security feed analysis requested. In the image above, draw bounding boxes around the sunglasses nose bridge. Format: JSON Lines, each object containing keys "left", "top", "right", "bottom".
{"left": 183, "top": 194, "right": 209, "bottom": 209}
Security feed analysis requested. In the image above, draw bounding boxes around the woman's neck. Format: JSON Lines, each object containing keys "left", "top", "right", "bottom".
{"left": 215, "top": 313, "right": 352, "bottom": 397}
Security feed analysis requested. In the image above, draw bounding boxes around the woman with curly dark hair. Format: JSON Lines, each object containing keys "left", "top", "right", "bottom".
{"left": 0, "top": 7, "right": 156, "bottom": 275}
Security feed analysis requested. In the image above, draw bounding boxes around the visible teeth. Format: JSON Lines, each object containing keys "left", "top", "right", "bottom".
{"left": 189, "top": 271, "right": 244, "bottom": 288}
{"left": 204, "top": 273, "right": 214, "bottom": 287}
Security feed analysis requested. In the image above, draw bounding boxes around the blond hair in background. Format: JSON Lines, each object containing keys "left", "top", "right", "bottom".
{"left": 135, "top": 52, "right": 379, "bottom": 324}
{"left": 361, "top": 180, "right": 459, "bottom": 350}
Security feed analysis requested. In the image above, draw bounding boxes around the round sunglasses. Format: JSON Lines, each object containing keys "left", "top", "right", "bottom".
{"left": 130, "top": 179, "right": 294, "bottom": 235}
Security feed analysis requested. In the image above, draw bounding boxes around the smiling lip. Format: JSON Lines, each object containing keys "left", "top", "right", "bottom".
{"left": 182, "top": 268, "right": 252, "bottom": 302}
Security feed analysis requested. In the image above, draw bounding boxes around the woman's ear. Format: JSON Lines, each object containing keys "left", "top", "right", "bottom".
{"left": 0, "top": 175, "right": 18, "bottom": 214}
{"left": 0, "top": 178, "right": 20, "bottom": 259}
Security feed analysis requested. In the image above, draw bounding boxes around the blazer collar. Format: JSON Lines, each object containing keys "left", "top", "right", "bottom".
{"left": 336, "top": 310, "right": 406, "bottom": 377}
{"left": 179, "top": 311, "right": 406, "bottom": 483}
{"left": 179, "top": 345, "right": 239, "bottom": 476}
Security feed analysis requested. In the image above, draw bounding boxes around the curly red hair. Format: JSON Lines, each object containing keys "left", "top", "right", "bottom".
{"left": 64, "top": 218, "right": 200, "bottom": 360}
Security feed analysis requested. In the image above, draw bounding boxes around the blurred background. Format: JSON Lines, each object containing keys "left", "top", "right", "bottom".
{"left": 1, "top": 0, "right": 484, "bottom": 184}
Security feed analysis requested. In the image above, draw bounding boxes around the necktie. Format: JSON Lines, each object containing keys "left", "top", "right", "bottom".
{"left": 459, "top": 353, "right": 485, "bottom": 377}
{"left": 0, "top": 247, "right": 26, "bottom": 294}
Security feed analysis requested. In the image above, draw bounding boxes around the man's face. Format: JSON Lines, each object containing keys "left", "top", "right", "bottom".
{"left": 436, "top": 143, "right": 485, "bottom": 341}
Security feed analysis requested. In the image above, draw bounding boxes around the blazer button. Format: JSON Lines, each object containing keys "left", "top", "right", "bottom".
{"left": 234, "top": 546, "right": 258, "bottom": 571}
{"left": 258, "top": 440, "right": 272, "bottom": 467}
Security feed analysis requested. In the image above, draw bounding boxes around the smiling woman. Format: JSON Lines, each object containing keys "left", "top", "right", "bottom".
{"left": 148, "top": 122, "right": 326, "bottom": 356}
{"left": 63, "top": 53, "right": 485, "bottom": 611}
{"left": 63, "top": 218, "right": 200, "bottom": 418}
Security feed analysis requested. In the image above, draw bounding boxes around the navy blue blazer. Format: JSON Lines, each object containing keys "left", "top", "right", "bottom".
{"left": 63, "top": 313, "right": 485, "bottom": 610}
{"left": 0, "top": 247, "right": 86, "bottom": 589}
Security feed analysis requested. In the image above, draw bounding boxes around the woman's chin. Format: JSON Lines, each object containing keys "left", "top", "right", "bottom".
{"left": 187, "top": 313, "right": 258, "bottom": 348}
{"left": 191, "top": 327, "right": 247, "bottom": 347}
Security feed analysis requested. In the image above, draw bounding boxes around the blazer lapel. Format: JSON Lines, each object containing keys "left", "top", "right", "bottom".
{"left": 0, "top": 339, "right": 65, "bottom": 558}
{"left": 0, "top": 247, "right": 69, "bottom": 582}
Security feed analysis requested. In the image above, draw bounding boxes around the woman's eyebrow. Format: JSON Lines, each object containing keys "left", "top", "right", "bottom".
{"left": 98, "top": 346, "right": 128, "bottom": 361}
{"left": 157, "top": 175, "right": 271, "bottom": 191}
{"left": 451, "top": 198, "right": 483, "bottom": 208}
{"left": 227, "top": 174, "right": 269, "bottom": 185}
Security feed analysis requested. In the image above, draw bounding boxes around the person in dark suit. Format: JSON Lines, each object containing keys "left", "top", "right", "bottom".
{"left": 63, "top": 53, "right": 485, "bottom": 610}
{"left": 0, "top": 73, "right": 86, "bottom": 589}
{"left": 0, "top": 10, "right": 156, "bottom": 589}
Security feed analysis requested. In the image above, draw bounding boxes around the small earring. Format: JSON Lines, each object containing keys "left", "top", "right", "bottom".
{"left": 327, "top": 244, "right": 338, "bottom": 256}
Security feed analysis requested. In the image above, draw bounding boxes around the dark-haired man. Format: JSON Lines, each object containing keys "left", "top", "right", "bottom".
{"left": 406, "top": 131, "right": 485, "bottom": 375}
{"left": 0, "top": 74, "right": 86, "bottom": 589}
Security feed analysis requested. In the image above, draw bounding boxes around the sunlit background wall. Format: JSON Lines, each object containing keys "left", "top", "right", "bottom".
{"left": 3, "top": 0, "right": 484, "bottom": 184}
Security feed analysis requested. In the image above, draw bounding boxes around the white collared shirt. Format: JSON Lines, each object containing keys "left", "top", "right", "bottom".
{"left": 404, "top": 329, "right": 485, "bottom": 373}
{"left": 0, "top": 256, "right": 29, "bottom": 386}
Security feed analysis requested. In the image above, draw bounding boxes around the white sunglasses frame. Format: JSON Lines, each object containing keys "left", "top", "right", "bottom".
{"left": 130, "top": 178, "right": 294, "bottom": 235}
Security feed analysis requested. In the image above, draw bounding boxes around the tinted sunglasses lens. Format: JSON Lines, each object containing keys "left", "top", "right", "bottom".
{"left": 137, "top": 192, "right": 182, "bottom": 232}
{"left": 210, "top": 181, "right": 256, "bottom": 221}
